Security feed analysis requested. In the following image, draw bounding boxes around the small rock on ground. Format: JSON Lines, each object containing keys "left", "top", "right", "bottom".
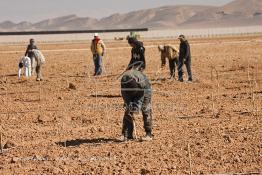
{"left": 68, "top": 83, "right": 76, "bottom": 90}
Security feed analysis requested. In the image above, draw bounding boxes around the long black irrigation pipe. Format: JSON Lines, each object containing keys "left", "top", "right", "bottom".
{"left": 0, "top": 28, "right": 148, "bottom": 36}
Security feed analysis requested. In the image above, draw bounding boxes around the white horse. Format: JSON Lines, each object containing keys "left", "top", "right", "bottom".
{"left": 18, "top": 56, "right": 31, "bottom": 78}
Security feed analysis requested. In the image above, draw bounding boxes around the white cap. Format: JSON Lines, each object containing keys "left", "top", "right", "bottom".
{"left": 94, "top": 33, "right": 99, "bottom": 37}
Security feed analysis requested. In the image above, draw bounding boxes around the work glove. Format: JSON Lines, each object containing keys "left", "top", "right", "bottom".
{"left": 183, "top": 58, "right": 188, "bottom": 64}
{"left": 124, "top": 102, "right": 138, "bottom": 114}
{"left": 19, "top": 62, "right": 24, "bottom": 68}
{"left": 129, "top": 101, "right": 142, "bottom": 114}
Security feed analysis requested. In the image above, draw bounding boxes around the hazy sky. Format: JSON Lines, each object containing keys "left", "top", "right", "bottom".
{"left": 1, "top": 0, "right": 233, "bottom": 23}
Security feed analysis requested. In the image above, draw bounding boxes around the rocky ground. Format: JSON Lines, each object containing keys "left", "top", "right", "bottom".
{"left": 0, "top": 35, "right": 261, "bottom": 174}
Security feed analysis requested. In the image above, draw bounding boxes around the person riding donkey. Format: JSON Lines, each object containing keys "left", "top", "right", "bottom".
{"left": 23, "top": 39, "right": 45, "bottom": 81}
{"left": 25, "top": 38, "right": 38, "bottom": 75}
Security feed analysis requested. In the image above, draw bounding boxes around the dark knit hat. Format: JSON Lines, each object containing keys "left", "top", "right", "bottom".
{"left": 128, "top": 37, "right": 138, "bottom": 44}
{"left": 178, "top": 35, "right": 186, "bottom": 39}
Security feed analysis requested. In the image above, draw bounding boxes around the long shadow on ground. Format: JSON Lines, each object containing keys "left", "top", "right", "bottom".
{"left": 90, "top": 94, "right": 122, "bottom": 98}
{"left": 3, "top": 74, "right": 17, "bottom": 77}
{"left": 56, "top": 138, "right": 122, "bottom": 147}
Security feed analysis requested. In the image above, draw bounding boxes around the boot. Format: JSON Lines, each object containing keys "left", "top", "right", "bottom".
{"left": 118, "top": 135, "right": 128, "bottom": 142}
{"left": 36, "top": 77, "right": 43, "bottom": 81}
{"left": 119, "top": 129, "right": 133, "bottom": 142}
{"left": 140, "top": 132, "right": 153, "bottom": 141}
{"left": 118, "top": 135, "right": 134, "bottom": 142}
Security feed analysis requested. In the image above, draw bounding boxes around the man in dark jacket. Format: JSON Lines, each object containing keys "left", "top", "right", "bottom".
{"left": 127, "top": 37, "right": 146, "bottom": 71}
{"left": 120, "top": 69, "right": 152, "bottom": 141}
{"left": 25, "top": 38, "right": 38, "bottom": 75}
{"left": 177, "top": 35, "right": 193, "bottom": 82}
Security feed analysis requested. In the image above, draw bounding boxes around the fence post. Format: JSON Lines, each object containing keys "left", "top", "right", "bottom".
{"left": 39, "top": 80, "right": 42, "bottom": 101}
{"left": 0, "top": 132, "right": 3, "bottom": 154}
{"left": 211, "top": 92, "right": 216, "bottom": 118}
{"left": 188, "top": 143, "right": 193, "bottom": 175}
{"left": 210, "top": 66, "right": 219, "bottom": 117}
{"left": 5, "top": 77, "right": 9, "bottom": 119}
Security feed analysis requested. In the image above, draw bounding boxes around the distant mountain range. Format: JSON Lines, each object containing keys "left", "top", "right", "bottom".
{"left": 0, "top": 0, "right": 262, "bottom": 31}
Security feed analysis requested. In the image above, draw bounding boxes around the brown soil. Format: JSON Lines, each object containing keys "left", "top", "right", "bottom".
{"left": 0, "top": 35, "right": 261, "bottom": 175}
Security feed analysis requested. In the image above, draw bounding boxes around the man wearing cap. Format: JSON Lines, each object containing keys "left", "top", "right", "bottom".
{"left": 25, "top": 38, "right": 38, "bottom": 75}
{"left": 127, "top": 37, "right": 146, "bottom": 71}
{"left": 120, "top": 69, "right": 153, "bottom": 141}
{"left": 158, "top": 44, "right": 179, "bottom": 79}
{"left": 178, "top": 35, "right": 193, "bottom": 82}
{"left": 91, "top": 33, "right": 106, "bottom": 76}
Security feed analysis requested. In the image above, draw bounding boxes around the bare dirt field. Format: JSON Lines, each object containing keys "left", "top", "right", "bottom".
{"left": 0, "top": 35, "right": 261, "bottom": 175}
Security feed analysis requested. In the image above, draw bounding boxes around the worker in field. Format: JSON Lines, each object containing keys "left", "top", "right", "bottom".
{"left": 25, "top": 38, "right": 38, "bottom": 75}
{"left": 127, "top": 37, "right": 146, "bottom": 71}
{"left": 158, "top": 44, "right": 179, "bottom": 79}
{"left": 91, "top": 33, "right": 106, "bottom": 76}
{"left": 177, "top": 35, "right": 193, "bottom": 82}
{"left": 120, "top": 69, "right": 153, "bottom": 141}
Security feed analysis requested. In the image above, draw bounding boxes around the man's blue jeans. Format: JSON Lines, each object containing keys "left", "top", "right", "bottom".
{"left": 93, "top": 54, "right": 102, "bottom": 76}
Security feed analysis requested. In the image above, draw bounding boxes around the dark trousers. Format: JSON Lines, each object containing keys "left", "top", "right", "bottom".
{"left": 122, "top": 96, "right": 152, "bottom": 138}
{"left": 169, "top": 58, "right": 178, "bottom": 78}
{"left": 93, "top": 54, "right": 102, "bottom": 76}
{"left": 178, "top": 58, "right": 192, "bottom": 81}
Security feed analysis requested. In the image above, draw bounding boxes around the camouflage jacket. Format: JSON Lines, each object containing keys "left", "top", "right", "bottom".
{"left": 121, "top": 70, "right": 151, "bottom": 107}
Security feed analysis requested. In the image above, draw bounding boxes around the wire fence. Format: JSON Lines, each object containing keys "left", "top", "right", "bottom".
{"left": 0, "top": 26, "right": 262, "bottom": 43}
{"left": 1, "top": 66, "right": 261, "bottom": 119}
{"left": 1, "top": 64, "right": 262, "bottom": 127}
